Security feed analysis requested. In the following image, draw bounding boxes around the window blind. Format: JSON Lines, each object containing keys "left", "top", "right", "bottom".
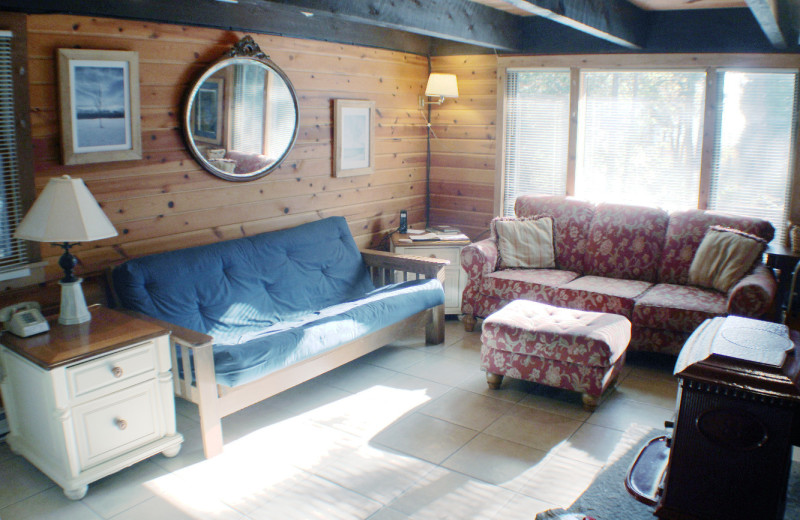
{"left": 708, "top": 70, "right": 798, "bottom": 244}
{"left": 231, "top": 64, "right": 266, "bottom": 155}
{"left": 0, "top": 31, "right": 27, "bottom": 271}
{"left": 267, "top": 73, "right": 295, "bottom": 160}
{"left": 502, "top": 70, "right": 570, "bottom": 216}
{"left": 575, "top": 71, "right": 706, "bottom": 211}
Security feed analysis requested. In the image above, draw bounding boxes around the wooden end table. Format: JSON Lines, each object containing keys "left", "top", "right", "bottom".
{"left": 0, "top": 305, "right": 183, "bottom": 499}
{"left": 390, "top": 232, "right": 470, "bottom": 315}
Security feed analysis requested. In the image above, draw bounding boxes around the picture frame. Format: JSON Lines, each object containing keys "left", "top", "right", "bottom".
{"left": 334, "top": 99, "right": 375, "bottom": 177}
{"left": 57, "top": 49, "right": 142, "bottom": 165}
{"left": 191, "top": 77, "right": 224, "bottom": 145}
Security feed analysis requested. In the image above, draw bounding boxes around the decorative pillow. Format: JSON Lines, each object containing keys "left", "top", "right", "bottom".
{"left": 688, "top": 226, "right": 767, "bottom": 293}
{"left": 492, "top": 215, "right": 556, "bottom": 269}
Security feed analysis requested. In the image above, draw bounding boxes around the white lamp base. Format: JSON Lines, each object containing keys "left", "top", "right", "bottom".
{"left": 59, "top": 279, "right": 91, "bottom": 325}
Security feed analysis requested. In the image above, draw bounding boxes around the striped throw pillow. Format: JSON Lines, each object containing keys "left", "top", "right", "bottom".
{"left": 492, "top": 216, "right": 556, "bottom": 269}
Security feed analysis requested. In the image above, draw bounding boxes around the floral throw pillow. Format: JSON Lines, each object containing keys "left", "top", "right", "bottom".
{"left": 688, "top": 226, "right": 767, "bottom": 293}
{"left": 492, "top": 215, "right": 556, "bottom": 269}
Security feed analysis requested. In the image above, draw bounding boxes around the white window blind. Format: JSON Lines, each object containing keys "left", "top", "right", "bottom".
{"left": 0, "top": 31, "right": 27, "bottom": 271}
{"left": 575, "top": 71, "right": 706, "bottom": 211}
{"left": 231, "top": 64, "right": 266, "bottom": 155}
{"left": 502, "top": 70, "right": 570, "bottom": 216}
{"left": 267, "top": 73, "right": 295, "bottom": 160}
{"left": 708, "top": 70, "right": 798, "bottom": 244}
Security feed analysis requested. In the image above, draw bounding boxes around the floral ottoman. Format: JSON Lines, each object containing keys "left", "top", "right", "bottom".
{"left": 480, "top": 300, "right": 631, "bottom": 411}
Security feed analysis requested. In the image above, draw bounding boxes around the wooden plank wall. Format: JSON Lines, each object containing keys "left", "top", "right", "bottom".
{"left": 8, "top": 14, "right": 430, "bottom": 305}
{"left": 428, "top": 54, "right": 498, "bottom": 240}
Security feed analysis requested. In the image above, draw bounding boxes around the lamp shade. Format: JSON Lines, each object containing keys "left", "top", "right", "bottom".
{"left": 425, "top": 73, "right": 459, "bottom": 98}
{"left": 14, "top": 175, "right": 118, "bottom": 243}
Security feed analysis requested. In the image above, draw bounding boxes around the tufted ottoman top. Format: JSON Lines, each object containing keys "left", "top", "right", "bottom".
{"left": 481, "top": 300, "right": 631, "bottom": 368}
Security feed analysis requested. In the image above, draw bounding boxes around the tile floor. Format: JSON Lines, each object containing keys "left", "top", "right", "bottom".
{"left": 0, "top": 318, "right": 770, "bottom": 519}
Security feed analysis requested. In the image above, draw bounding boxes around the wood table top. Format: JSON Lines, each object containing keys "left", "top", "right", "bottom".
{"left": 1, "top": 305, "right": 168, "bottom": 369}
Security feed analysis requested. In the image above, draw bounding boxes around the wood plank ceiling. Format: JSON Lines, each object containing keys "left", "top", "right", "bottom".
{"left": 0, "top": 0, "right": 797, "bottom": 55}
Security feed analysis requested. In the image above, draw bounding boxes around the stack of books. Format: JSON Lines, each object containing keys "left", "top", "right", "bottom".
{"left": 402, "top": 225, "right": 469, "bottom": 242}
{"left": 426, "top": 225, "right": 461, "bottom": 234}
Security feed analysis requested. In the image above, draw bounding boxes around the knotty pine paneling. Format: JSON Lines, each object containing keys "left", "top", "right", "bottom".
{"left": 4, "top": 14, "right": 431, "bottom": 305}
{"left": 428, "top": 54, "right": 498, "bottom": 240}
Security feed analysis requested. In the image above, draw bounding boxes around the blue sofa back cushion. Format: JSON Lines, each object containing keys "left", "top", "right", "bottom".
{"left": 112, "top": 216, "right": 375, "bottom": 342}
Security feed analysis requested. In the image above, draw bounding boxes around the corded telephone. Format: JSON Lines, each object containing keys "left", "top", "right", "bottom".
{"left": 0, "top": 301, "right": 49, "bottom": 337}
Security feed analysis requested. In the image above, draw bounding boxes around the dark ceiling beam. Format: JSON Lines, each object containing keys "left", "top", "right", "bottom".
{"left": 501, "top": 0, "right": 648, "bottom": 49}
{"left": 746, "top": 0, "right": 789, "bottom": 48}
{"left": 0, "top": 0, "right": 493, "bottom": 56}
{"left": 260, "top": 0, "right": 523, "bottom": 51}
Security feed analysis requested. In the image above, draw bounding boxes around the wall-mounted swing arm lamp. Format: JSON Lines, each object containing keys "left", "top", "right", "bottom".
{"left": 419, "top": 73, "right": 458, "bottom": 109}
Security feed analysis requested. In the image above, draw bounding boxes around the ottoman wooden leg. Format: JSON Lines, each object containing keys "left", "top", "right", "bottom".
{"left": 486, "top": 372, "right": 503, "bottom": 389}
{"left": 463, "top": 314, "right": 476, "bottom": 332}
{"left": 582, "top": 393, "right": 599, "bottom": 412}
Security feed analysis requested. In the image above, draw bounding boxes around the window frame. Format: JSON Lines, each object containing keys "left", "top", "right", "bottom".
{"left": 496, "top": 54, "right": 800, "bottom": 244}
{"left": 0, "top": 13, "right": 39, "bottom": 282}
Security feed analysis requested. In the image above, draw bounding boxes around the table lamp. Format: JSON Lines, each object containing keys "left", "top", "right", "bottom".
{"left": 14, "top": 175, "right": 118, "bottom": 325}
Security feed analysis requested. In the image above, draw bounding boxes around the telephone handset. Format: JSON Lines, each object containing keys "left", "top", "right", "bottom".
{"left": 0, "top": 301, "right": 49, "bottom": 337}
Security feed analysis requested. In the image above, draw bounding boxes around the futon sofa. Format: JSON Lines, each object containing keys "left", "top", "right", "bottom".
{"left": 112, "top": 216, "right": 447, "bottom": 458}
{"left": 461, "top": 195, "right": 777, "bottom": 355}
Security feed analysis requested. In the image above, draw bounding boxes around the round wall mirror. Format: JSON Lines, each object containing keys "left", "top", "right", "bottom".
{"left": 183, "top": 36, "right": 299, "bottom": 181}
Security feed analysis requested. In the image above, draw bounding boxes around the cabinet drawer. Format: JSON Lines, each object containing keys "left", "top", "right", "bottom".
{"left": 73, "top": 381, "right": 160, "bottom": 469}
{"left": 399, "top": 246, "right": 460, "bottom": 264}
{"left": 67, "top": 342, "right": 156, "bottom": 400}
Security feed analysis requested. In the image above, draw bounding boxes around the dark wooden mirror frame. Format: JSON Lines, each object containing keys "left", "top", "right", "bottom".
{"left": 183, "top": 36, "right": 299, "bottom": 182}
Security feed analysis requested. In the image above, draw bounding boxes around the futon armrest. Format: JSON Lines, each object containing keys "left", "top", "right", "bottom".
{"left": 361, "top": 249, "right": 448, "bottom": 285}
{"left": 117, "top": 308, "right": 214, "bottom": 348}
{"left": 461, "top": 238, "right": 498, "bottom": 280}
{"left": 727, "top": 264, "right": 778, "bottom": 318}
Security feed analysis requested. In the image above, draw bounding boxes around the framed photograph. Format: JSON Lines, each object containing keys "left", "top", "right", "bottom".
{"left": 334, "top": 99, "right": 375, "bottom": 177}
{"left": 57, "top": 49, "right": 141, "bottom": 165}
{"left": 191, "top": 77, "right": 224, "bottom": 145}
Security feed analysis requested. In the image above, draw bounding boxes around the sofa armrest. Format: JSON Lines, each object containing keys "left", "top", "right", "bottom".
{"left": 118, "top": 308, "right": 222, "bottom": 457}
{"left": 727, "top": 264, "right": 777, "bottom": 318}
{"left": 461, "top": 238, "right": 498, "bottom": 280}
{"left": 361, "top": 249, "right": 448, "bottom": 287}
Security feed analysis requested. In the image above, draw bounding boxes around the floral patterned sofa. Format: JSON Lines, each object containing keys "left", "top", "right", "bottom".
{"left": 461, "top": 195, "right": 778, "bottom": 355}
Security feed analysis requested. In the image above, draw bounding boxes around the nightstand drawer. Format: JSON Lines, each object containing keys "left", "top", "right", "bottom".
{"left": 73, "top": 381, "right": 160, "bottom": 469}
{"left": 67, "top": 342, "right": 157, "bottom": 399}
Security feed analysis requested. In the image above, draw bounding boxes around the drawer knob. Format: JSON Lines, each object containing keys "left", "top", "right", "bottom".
{"left": 111, "top": 366, "right": 124, "bottom": 378}
{"left": 115, "top": 418, "right": 128, "bottom": 430}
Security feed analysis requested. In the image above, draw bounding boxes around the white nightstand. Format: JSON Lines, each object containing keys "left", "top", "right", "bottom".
{"left": 391, "top": 233, "right": 470, "bottom": 315}
{"left": 0, "top": 306, "right": 183, "bottom": 500}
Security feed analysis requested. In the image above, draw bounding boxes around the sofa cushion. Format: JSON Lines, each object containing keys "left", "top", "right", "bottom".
{"left": 113, "top": 216, "right": 375, "bottom": 342}
{"left": 555, "top": 275, "right": 652, "bottom": 317}
{"left": 632, "top": 283, "right": 727, "bottom": 333}
{"left": 211, "top": 278, "right": 444, "bottom": 387}
{"left": 515, "top": 195, "right": 595, "bottom": 273}
{"left": 483, "top": 269, "right": 580, "bottom": 305}
{"left": 658, "top": 209, "right": 774, "bottom": 285}
{"left": 492, "top": 216, "right": 556, "bottom": 269}
{"left": 688, "top": 226, "right": 767, "bottom": 293}
{"left": 583, "top": 203, "right": 669, "bottom": 283}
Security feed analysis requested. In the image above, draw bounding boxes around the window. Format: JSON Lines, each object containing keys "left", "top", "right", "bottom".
{"left": 231, "top": 63, "right": 266, "bottom": 155}
{"left": 576, "top": 71, "right": 706, "bottom": 211}
{"left": 0, "top": 30, "right": 29, "bottom": 274}
{"left": 709, "top": 71, "right": 798, "bottom": 244}
{"left": 502, "top": 70, "right": 570, "bottom": 216}
{"left": 500, "top": 62, "right": 799, "bottom": 244}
